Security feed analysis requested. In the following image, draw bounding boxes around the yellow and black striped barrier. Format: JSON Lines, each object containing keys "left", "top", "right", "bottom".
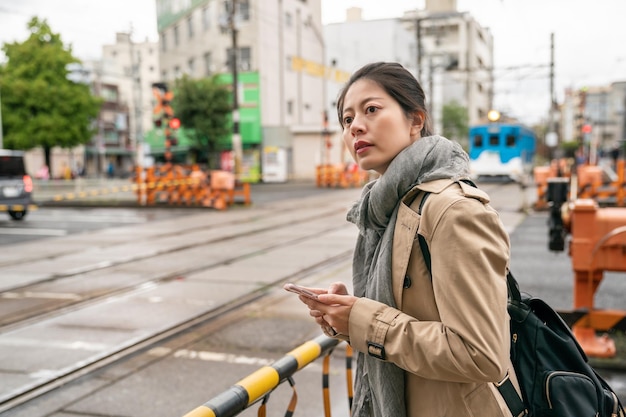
{"left": 0, "top": 204, "right": 38, "bottom": 212}
{"left": 44, "top": 179, "right": 196, "bottom": 203}
{"left": 50, "top": 184, "right": 140, "bottom": 202}
{"left": 182, "top": 334, "right": 342, "bottom": 417}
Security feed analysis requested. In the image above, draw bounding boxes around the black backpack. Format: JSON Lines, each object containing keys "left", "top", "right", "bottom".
{"left": 414, "top": 189, "right": 625, "bottom": 417}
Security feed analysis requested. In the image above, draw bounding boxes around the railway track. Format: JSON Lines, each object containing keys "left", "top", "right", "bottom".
{"left": 0, "top": 189, "right": 362, "bottom": 413}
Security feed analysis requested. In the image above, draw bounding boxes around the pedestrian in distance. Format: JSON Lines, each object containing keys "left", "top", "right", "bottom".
{"left": 288, "top": 62, "right": 519, "bottom": 417}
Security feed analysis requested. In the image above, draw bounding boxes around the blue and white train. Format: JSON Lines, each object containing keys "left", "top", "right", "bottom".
{"left": 468, "top": 123, "right": 537, "bottom": 183}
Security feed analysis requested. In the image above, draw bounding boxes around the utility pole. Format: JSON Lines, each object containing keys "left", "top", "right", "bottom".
{"left": 546, "top": 33, "right": 558, "bottom": 158}
{"left": 0, "top": 87, "right": 4, "bottom": 149}
{"left": 129, "top": 26, "right": 144, "bottom": 168}
{"left": 416, "top": 17, "right": 422, "bottom": 84}
{"left": 229, "top": 0, "right": 243, "bottom": 178}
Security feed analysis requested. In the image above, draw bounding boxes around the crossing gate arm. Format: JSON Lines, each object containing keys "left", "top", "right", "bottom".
{"left": 181, "top": 334, "right": 340, "bottom": 417}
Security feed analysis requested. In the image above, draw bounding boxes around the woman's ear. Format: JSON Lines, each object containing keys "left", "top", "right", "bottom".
{"left": 410, "top": 111, "right": 425, "bottom": 137}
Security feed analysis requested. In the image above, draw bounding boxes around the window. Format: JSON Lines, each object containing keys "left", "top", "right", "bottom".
{"left": 174, "top": 65, "right": 181, "bottom": 78}
{"left": 239, "top": 0, "right": 250, "bottom": 20}
{"left": 202, "top": 6, "right": 210, "bottom": 30}
{"left": 473, "top": 134, "right": 483, "bottom": 148}
{"left": 101, "top": 86, "right": 118, "bottom": 102}
{"left": 174, "top": 25, "right": 179, "bottom": 46}
{"left": 285, "top": 12, "right": 292, "bottom": 27}
{"left": 104, "top": 130, "right": 120, "bottom": 144}
{"left": 506, "top": 134, "right": 516, "bottom": 147}
{"left": 187, "top": 15, "right": 194, "bottom": 38}
{"left": 161, "top": 33, "right": 167, "bottom": 52}
{"left": 489, "top": 135, "right": 499, "bottom": 146}
{"left": 188, "top": 58, "right": 195, "bottom": 75}
{"left": 226, "top": 47, "right": 252, "bottom": 72}
{"left": 240, "top": 47, "right": 251, "bottom": 71}
{"left": 203, "top": 52, "right": 212, "bottom": 75}
{"left": 287, "top": 100, "right": 294, "bottom": 115}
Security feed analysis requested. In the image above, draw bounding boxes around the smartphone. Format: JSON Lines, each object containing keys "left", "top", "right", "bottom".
{"left": 283, "top": 283, "right": 319, "bottom": 300}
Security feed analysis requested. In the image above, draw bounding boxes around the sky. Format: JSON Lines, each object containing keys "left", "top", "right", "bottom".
{"left": 1, "top": 0, "right": 626, "bottom": 126}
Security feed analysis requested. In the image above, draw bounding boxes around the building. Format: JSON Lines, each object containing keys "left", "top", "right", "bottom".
{"left": 156, "top": 0, "right": 344, "bottom": 180}
{"left": 101, "top": 33, "right": 162, "bottom": 169}
{"left": 560, "top": 83, "right": 626, "bottom": 164}
{"left": 324, "top": 0, "right": 494, "bottom": 148}
{"left": 323, "top": 7, "right": 416, "bottom": 153}
{"left": 85, "top": 74, "right": 131, "bottom": 177}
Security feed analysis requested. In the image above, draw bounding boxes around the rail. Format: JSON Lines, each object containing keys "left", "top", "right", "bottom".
{"left": 182, "top": 335, "right": 353, "bottom": 417}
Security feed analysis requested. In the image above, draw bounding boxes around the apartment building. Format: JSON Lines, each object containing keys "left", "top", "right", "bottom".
{"left": 101, "top": 33, "right": 162, "bottom": 168}
{"left": 156, "top": 0, "right": 342, "bottom": 180}
{"left": 560, "top": 83, "right": 626, "bottom": 161}
{"left": 325, "top": 0, "right": 494, "bottom": 146}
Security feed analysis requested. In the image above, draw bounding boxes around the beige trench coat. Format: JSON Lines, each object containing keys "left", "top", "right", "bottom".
{"left": 348, "top": 179, "right": 520, "bottom": 417}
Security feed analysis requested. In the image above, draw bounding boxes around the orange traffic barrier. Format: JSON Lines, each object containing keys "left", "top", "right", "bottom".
{"left": 533, "top": 166, "right": 556, "bottom": 210}
{"left": 534, "top": 158, "right": 626, "bottom": 209}
{"left": 316, "top": 164, "right": 369, "bottom": 188}
{"left": 566, "top": 199, "right": 626, "bottom": 358}
{"left": 133, "top": 164, "right": 251, "bottom": 210}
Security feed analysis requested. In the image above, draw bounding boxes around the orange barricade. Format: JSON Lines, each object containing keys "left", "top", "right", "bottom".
{"left": 566, "top": 199, "right": 626, "bottom": 358}
{"left": 133, "top": 164, "right": 251, "bottom": 210}
{"left": 534, "top": 158, "right": 626, "bottom": 209}
{"left": 316, "top": 164, "right": 369, "bottom": 188}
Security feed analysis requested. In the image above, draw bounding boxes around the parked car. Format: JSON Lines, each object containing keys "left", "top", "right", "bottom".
{"left": 0, "top": 150, "right": 33, "bottom": 220}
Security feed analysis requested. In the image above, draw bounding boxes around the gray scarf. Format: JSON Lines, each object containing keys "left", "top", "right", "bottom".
{"left": 346, "top": 136, "right": 470, "bottom": 417}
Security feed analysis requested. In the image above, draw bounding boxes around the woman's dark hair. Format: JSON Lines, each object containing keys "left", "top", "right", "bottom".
{"left": 336, "top": 62, "right": 433, "bottom": 137}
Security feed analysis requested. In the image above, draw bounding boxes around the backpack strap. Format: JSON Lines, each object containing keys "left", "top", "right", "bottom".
{"left": 416, "top": 192, "right": 431, "bottom": 275}
{"left": 409, "top": 180, "right": 528, "bottom": 417}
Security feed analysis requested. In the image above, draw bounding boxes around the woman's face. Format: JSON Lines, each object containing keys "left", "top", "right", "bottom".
{"left": 341, "top": 79, "right": 422, "bottom": 175}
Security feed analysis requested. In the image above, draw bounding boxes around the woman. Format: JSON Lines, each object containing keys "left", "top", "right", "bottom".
{"left": 291, "top": 62, "right": 516, "bottom": 417}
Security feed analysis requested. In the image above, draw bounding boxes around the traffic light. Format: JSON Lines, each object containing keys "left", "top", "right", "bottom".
{"left": 169, "top": 118, "right": 181, "bottom": 129}
{"left": 152, "top": 83, "right": 174, "bottom": 128}
{"left": 167, "top": 118, "right": 180, "bottom": 146}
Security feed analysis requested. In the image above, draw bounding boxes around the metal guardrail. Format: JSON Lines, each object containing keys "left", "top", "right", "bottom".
{"left": 181, "top": 335, "right": 348, "bottom": 417}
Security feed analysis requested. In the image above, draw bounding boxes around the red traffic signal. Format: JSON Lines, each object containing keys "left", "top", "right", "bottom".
{"left": 582, "top": 124, "right": 592, "bottom": 134}
{"left": 169, "top": 118, "right": 181, "bottom": 129}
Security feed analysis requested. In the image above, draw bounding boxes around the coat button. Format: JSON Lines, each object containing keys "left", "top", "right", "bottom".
{"left": 403, "top": 275, "right": 412, "bottom": 288}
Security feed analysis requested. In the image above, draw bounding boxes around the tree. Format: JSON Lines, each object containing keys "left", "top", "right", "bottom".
{"left": 172, "top": 74, "right": 232, "bottom": 168}
{"left": 441, "top": 100, "right": 469, "bottom": 148}
{"left": 0, "top": 17, "right": 101, "bottom": 169}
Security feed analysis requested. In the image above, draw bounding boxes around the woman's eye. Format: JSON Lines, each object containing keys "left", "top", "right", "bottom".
{"left": 343, "top": 116, "right": 353, "bottom": 125}
{"left": 366, "top": 106, "right": 378, "bottom": 114}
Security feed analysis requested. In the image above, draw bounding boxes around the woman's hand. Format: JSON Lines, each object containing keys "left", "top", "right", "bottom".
{"left": 298, "top": 282, "right": 357, "bottom": 336}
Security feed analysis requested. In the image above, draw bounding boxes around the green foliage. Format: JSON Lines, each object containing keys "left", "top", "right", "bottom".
{"left": 0, "top": 17, "right": 101, "bottom": 163}
{"left": 441, "top": 100, "right": 468, "bottom": 144}
{"left": 172, "top": 74, "right": 232, "bottom": 167}
{"left": 560, "top": 140, "right": 580, "bottom": 158}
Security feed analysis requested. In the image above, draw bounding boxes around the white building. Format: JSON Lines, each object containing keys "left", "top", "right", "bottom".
{"left": 325, "top": 0, "right": 494, "bottom": 146}
{"left": 101, "top": 33, "right": 162, "bottom": 164}
{"left": 156, "top": 0, "right": 345, "bottom": 180}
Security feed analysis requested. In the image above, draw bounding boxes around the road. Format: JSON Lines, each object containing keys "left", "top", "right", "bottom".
{"left": 0, "top": 179, "right": 624, "bottom": 417}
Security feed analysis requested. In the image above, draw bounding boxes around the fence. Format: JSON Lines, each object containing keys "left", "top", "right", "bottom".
{"left": 181, "top": 335, "right": 353, "bottom": 417}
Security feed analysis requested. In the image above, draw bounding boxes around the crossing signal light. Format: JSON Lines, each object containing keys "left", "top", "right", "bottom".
{"left": 169, "top": 118, "right": 181, "bottom": 129}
